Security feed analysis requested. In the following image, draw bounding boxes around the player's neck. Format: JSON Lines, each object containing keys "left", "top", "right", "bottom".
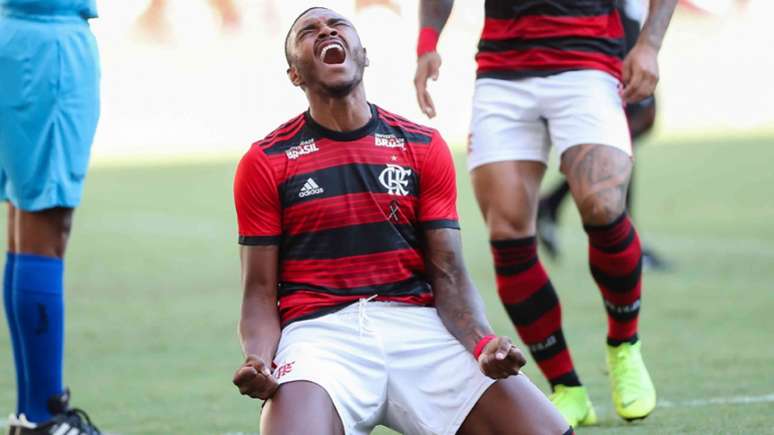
{"left": 307, "top": 87, "right": 371, "bottom": 133}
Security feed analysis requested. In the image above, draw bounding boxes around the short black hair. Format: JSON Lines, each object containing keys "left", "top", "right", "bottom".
{"left": 284, "top": 6, "right": 331, "bottom": 67}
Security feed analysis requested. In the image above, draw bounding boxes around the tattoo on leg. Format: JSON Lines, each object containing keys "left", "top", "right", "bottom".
{"left": 562, "top": 145, "right": 632, "bottom": 224}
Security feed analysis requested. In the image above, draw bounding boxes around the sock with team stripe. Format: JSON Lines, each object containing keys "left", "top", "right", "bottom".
{"left": 490, "top": 237, "right": 581, "bottom": 388}
{"left": 585, "top": 213, "right": 642, "bottom": 346}
{"left": 4, "top": 252, "right": 27, "bottom": 415}
{"left": 13, "top": 254, "right": 66, "bottom": 423}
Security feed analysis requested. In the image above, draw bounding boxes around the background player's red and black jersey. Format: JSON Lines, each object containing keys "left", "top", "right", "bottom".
{"left": 234, "top": 104, "right": 459, "bottom": 327}
{"left": 477, "top": 0, "right": 626, "bottom": 81}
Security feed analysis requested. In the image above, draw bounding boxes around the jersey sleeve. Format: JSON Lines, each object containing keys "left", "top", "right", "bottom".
{"left": 234, "top": 147, "right": 282, "bottom": 245}
{"left": 418, "top": 131, "right": 460, "bottom": 230}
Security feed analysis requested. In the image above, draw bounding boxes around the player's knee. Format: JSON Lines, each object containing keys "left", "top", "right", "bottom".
{"left": 48, "top": 209, "right": 73, "bottom": 257}
{"left": 578, "top": 194, "right": 626, "bottom": 226}
{"left": 487, "top": 213, "right": 535, "bottom": 240}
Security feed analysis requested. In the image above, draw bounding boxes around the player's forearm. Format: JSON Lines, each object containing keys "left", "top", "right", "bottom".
{"left": 238, "top": 290, "right": 281, "bottom": 363}
{"left": 638, "top": 0, "right": 677, "bottom": 50}
{"left": 425, "top": 229, "right": 495, "bottom": 352}
{"left": 420, "top": 0, "right": 453, "bottom": 32}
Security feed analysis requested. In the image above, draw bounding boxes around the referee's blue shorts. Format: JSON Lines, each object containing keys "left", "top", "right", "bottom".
{"left": 0, "top": 11, "right": 100, "bottom": 212}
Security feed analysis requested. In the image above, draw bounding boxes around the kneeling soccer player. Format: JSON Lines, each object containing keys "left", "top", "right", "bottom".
{"left": 231, "top": 7, "right": 571, "bottom": 435}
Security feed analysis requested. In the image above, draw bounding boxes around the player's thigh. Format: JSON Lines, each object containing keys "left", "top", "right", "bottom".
{"left": 261, "top": 381, "right": 345, "bottom": 435}
{"left": 458, "top": 375, "right": 569, "bottom": 435}
{"left": 471, "top": 161, "right": 546, "bottom": 239}
{"left": 560, "top": 144, "right": 632, "bottom": 225}
{"left": 15, "top": 207, "right": 74, "bottom": 258}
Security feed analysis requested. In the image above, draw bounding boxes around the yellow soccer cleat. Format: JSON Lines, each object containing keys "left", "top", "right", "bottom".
{"left": 549, "top": 385, "right": 598, "bottom": 428}
{"left": 607, "top": 340, "right": 657, "bottom": 421}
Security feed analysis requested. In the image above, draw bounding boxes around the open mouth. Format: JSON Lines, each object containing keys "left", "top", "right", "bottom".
{"left": 319, "top": 41, "right": 346, "bottom": 65}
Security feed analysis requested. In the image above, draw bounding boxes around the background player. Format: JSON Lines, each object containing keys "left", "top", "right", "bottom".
{"left": 1, "top": 0, "right": 102, "bottom": 433}
{"left": 232, "top": 7, "right": 570, "bottom": 435}
{"left": 537, "top": 0, "right": 671, "bottom": 271}
{"left": 414, "top": 0, "right": 677, "bottom": 427}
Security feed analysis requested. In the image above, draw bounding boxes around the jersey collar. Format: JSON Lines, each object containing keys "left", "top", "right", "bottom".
{"left": 304, "top": 103, "right": 378, "bottom": 142}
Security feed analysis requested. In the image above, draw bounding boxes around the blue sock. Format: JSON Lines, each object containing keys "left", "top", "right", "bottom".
{"left": 12, "top": 254, "right": 65, "bottom": 423}
{"left": 3, "top": 252, "right": 27, "bottom": 415}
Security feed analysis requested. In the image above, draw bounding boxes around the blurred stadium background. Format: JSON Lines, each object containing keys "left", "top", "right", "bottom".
{"left": 1, "top": 0, "right": 773, "bottom": 433}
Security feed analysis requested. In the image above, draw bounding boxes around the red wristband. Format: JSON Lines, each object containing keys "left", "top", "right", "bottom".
{"left": 473, "top": 335, "right": 497, "bottom": 360}
{"left": 416, "top": 27, "right": 440, "bottom": 58}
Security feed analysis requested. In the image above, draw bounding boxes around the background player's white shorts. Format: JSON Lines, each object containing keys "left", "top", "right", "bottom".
{"left": 271, "top": 300, "right": 496, "bottom": 435}
{"left": 468, "top": 69, "right": 632, "bottom": 171}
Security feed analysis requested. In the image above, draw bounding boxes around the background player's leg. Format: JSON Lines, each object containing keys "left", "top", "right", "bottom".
{"left": 458, "top": 375, "right": 570, "bottom": 435}
{"left": 472, "top": 162, "right": 586, "bottom": 395}
{"left": 12, "top": 207, "right": 73, "bottom": 422}
{"left": 3, "top": 204, "right": 27, "bottom": 415}
{"left": 261, "top": 381, "right": 345, "bottom": 435}
{"left": 626, "top": 99, "right": 671, "bottom": 270}
{"left": 561, "top": 143, "right": 656, "bottom": 421}
{"left": 536, "top": 180, "right": 570, "bottom": 258}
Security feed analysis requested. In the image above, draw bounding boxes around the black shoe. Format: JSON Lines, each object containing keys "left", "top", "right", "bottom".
{"left": 7, "top": 389, "right": 101, "bottom": 435}
{"left": 642, "top": 246, "right": 672, "bottom": 272}
{"left": 537, "top": 199, "right": 560, "bottom": 259}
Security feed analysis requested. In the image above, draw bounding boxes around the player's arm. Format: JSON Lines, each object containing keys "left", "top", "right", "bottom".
{"left": 424, "top": 228, "right": 527, "bottom": 379}
{"left": 231, "top": 149, "right": 283, "bottom": 400}
{"left": 232, "top": 245, "right": 281, "bottom": 400}
{"left": 414, "top": 0, "right": 454, "bottom": 118}
{"left": 622, "top": 0, "right": 678, "bottom": 103}
{"left": 419, "top": 132, "right": 525, "bottom": 378}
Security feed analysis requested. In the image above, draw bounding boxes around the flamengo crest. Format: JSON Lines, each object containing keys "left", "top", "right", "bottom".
{"left": 379, "top": 164, "right": 412, "bottom": 196}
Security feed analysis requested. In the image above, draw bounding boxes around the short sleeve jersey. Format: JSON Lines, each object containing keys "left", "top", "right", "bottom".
{"left": 477, "top": 0, "right": 625, "bottom": 81}
{"left": 234, "top": 104, "right": 459, "bottom": 327}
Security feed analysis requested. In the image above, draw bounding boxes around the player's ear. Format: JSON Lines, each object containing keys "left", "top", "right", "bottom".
{"left": 287, "top": 66, "right": 303, "bottom": 88}
{"left": 363, "top": 47, "right": 369, "bottom": 67}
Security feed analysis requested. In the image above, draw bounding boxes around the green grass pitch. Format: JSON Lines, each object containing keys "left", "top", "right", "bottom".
{"left": 1, "top": 134, "right": 773, "bottom": 434}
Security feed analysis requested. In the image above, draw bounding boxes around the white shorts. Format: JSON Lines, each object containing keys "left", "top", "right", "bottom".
{"left": 468, "top": 70, "right": 632, "bottom": 171}
{"left": 271, "top": 300, "right": 496, "bottom": 435}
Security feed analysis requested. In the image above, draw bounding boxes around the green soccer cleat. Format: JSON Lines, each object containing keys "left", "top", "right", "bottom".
{"left": 607, "top": 340, "right": 657, "bottom": 421}
{"left": 549, "top": 385, "right": 598, "bottom": 428}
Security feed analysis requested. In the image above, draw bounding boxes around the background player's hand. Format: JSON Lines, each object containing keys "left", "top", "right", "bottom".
{"left": 414, "top": 52, "right": 442, "bottom": 118}
{"left": 477, "top": 336, "right": 527, "bottom": 379}
{"left": 622, "top": 42, "right": 660, "bottom": 103}
{"left": 232, "top": 355, "right": 278, "bottom": 400}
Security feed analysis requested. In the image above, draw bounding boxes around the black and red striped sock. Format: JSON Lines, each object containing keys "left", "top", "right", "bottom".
{"left": 585, "top": 213, "right": 642, "bottom": 346}
{"left": 490, "top": 237, "right": 581, "bottom": 388}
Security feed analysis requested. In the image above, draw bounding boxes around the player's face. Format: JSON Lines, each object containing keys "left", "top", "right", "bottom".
{"left": 287, "top": 9, "right": 368, "bottom": 97}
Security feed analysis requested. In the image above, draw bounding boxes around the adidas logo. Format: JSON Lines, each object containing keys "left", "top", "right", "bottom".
{"left": 299, "top": 178, "right": 324, "bottom": 198}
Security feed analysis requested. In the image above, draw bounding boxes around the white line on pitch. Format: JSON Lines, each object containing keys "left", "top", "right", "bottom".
{"left": 658, "top": 393, "right": 774, "bottom": 408}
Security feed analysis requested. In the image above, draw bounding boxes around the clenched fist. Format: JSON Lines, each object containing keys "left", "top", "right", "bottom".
{"left": 232, "top": 355, "right": 279, "bottom": 400}
{"left": 477, "top": 336, "right": 527, "bottom": 379}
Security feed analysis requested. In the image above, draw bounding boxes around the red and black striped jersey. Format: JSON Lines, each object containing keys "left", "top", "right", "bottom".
{"left": 234, "top": 104, "right": 459, "bottom": 327}
{"left": 476, "top": 0, "right": 625, "bottom": 81}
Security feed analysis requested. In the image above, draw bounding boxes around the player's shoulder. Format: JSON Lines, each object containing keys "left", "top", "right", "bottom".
{"left": 245, "top": 112, "right": 309, "bottom": 159}
{"left": 374, "top": 105, "right": 439, "bottom": 146}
